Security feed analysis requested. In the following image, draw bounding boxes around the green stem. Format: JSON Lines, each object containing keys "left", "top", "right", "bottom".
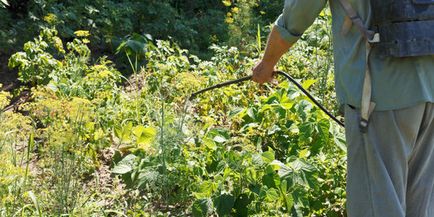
{"left": 135, "top": 54, "right": 140, "bottom": 124}
{"left": 126, "top": 53, "right": 136, "bottom": 74}
{"left": 160, "top": 93, "right": 168, "bottom": 202}
{"left": 23, "top": 132, "right": 33, "bottom": 187}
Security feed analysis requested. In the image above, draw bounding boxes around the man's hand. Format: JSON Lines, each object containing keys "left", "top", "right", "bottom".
{"left": 251, "top": 26, "right": 293, "bottom": 84}
{"left": 252, "top": 60, "right": 275, "bottom": 84}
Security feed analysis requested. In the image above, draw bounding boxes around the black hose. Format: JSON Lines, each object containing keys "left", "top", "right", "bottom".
{"left": 189, "top": 75, "right": 253, "bottom": 100}
{"left": 274, "top": 71, "right": 344, "bottom": 127}
{"left": 189, "top": 71, "right": 345, "bottom": 127}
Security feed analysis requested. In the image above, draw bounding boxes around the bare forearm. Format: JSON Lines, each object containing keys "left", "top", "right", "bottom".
{"left": 262, "top": 26, "right": 293, "bottom": 66}
{"left": 252, "top": 25, "right": 293, "bottom": 84}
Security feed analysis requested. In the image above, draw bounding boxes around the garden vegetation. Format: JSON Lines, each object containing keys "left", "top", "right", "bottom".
{"left": 1, "top": 0, "right": 346, "bottom": 216}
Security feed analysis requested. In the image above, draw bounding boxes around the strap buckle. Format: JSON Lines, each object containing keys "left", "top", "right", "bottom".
{"left": 368, "top": 33, "right": 380, "bottom": 43}
{"left": 359, "top": 118, "right": 369, "bottom": 133}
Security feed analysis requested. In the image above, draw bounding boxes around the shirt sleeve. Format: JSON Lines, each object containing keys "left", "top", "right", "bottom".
{"left": 274, "top": 0, "right": 327, "bottom": 44}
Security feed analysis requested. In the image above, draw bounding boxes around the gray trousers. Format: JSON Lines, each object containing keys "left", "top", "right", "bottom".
{"left": 345, "top": 103, "right": 434, "bottom": 217}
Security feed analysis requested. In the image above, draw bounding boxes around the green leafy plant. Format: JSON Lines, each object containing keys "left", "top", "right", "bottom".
{"left": 8, "top": 28, "right": 64, "bottom": 85}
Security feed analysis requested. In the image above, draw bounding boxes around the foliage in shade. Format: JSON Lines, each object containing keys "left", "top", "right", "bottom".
{"left": 0, "top": 0, "right": 284, "bottom": 60}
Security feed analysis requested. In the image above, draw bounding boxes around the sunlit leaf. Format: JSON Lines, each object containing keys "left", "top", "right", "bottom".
{"left": 265, "top": 188, "right": 279, "bottom": 201}
{"left": 213, "top": 135, "right": 227, "bottom": 143}
{"left": 112, "top": 154, "right": 136, "bottom": 174}
{"left": 133, "top": 125, "right": 157, "bottom": 146}
{"left": 112, "top": 164, "right": 132, "bottom": 174}
{"left": 203, "top": 137, "right": 217, "bottom": 150}
{"left": 262, "top": 150, "right": 275, "bottom": 163}
{"left": 299, "top": 149, "right": 311, "bottom": 158}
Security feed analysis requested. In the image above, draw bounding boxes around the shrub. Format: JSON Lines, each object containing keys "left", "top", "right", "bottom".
{"left": 8, "top": 28, "right": 63, "bottom": 85}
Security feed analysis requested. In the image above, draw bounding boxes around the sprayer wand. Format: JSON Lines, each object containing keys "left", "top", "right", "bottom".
{"left": 189, "top": 70, "right": 345, "bottom": 127}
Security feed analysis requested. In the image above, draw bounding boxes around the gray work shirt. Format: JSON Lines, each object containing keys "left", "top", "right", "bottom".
{"left": 275, "top": 0, "right": 434, "bottom": 111}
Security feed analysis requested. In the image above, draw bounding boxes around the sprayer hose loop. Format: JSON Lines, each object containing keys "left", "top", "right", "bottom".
{"left": 189, "top": 70, "right": 345, "bottom": 127}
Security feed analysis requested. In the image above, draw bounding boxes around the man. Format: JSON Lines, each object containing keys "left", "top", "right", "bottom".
{"left": 252, "top": 0, "right": 434, "bottom": 216}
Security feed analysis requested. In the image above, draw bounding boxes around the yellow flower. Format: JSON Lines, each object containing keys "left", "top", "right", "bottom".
{"left": 74, "top": 30, "right": 90, "bottom": 37}
{"left": 98, "top": 70, "right": 112, "bottom": 78}
{"left": 43, "top": 13, "right": 58, "bottom": 25}
{"left": 225, "top": 17, "right": 234, "bottom": 24}
{"left": 222, "top": 0, "right": 231, "bottom": 7}
{"left": 231, "top": 7, "right": 239, "bottom": 13}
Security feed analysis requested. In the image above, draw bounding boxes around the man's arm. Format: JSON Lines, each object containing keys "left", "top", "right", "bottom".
{"left": 252, "top": 0, "right": 326, "bottom": 84}
{"left": 252, "top": 25, "right": 293, "bottom": 84}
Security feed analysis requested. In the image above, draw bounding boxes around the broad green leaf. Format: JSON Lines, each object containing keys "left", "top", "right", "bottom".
{"left": 233, "top": 193, "right": 253, "bottom": 217}
{"left": 119, "top": 154, "right": 136, "bottom": 164}
{"left": 112, "top": 154, "right": 136, "bottom": 174}
{"left": 302, "top": 79, "right": 317, "bottom": 90}
{"left": 203, "top": 137, "right": 217, "bottom": 150}
{"left": 252, "top": 154, "right": 264, "bottom": 166}
{"left": 192, "top": 198, "right": 212, "bottom": 217}
{"left": 137, "top": 171, "right": 159, "bottom": 189}
{"left": 132, "top": 125, "right": 146, "bottom": 137}
{"left": 193, "top": 181, "right": 215, "bottom": 199}
{"left": 289, "top": 159, "right": 315, "bottom": 172}
{"left": 247, "top": 107, "right": 255, "bottom": 119}
{"left": 229, "top": 107, "right": 244, "bottom": 117}
{"left": 213, "top": 135, "right": 227, "bottom": 143}
{"left": 334, "top": 136, "right": 347, "bottom": 152}
{"left": 282, "top": 187, "right": 294, "bottom": 213}
{"left": 267, "top": 125, "right": 281, "bottom": 135}
{"left": 214, "top": 193, "right": 235, "bottom": 217}
{"left": 116, "top": 33, "right": 149, "bottom": 56}
{"left": 262, "top": 150, "right": 275, "bottom": 163}
{"left": 270, "top": 160, "right": 285, "bottom": 171}
{"left": 298, "top": 149, "right": 311, "bottom": 158}
{"left": 112, "top": 164, "right": 132, "bottom": 174}
{"left": 133, "top": 125, "right": 157, "bottom": 146}
{"left": 263, "top": 168, "right": 280, "bottom": 188}
{"left": 280, "top": 102, "right": 294, "bottom": 110}
{"left": 265, "top": 188, "right": 279, "bottom": 201}
{"left": 115, "top": 122, "right": 133, "bottom": 142}
{"left": 207, "top": 128, "right": 230, "bottom": 139}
